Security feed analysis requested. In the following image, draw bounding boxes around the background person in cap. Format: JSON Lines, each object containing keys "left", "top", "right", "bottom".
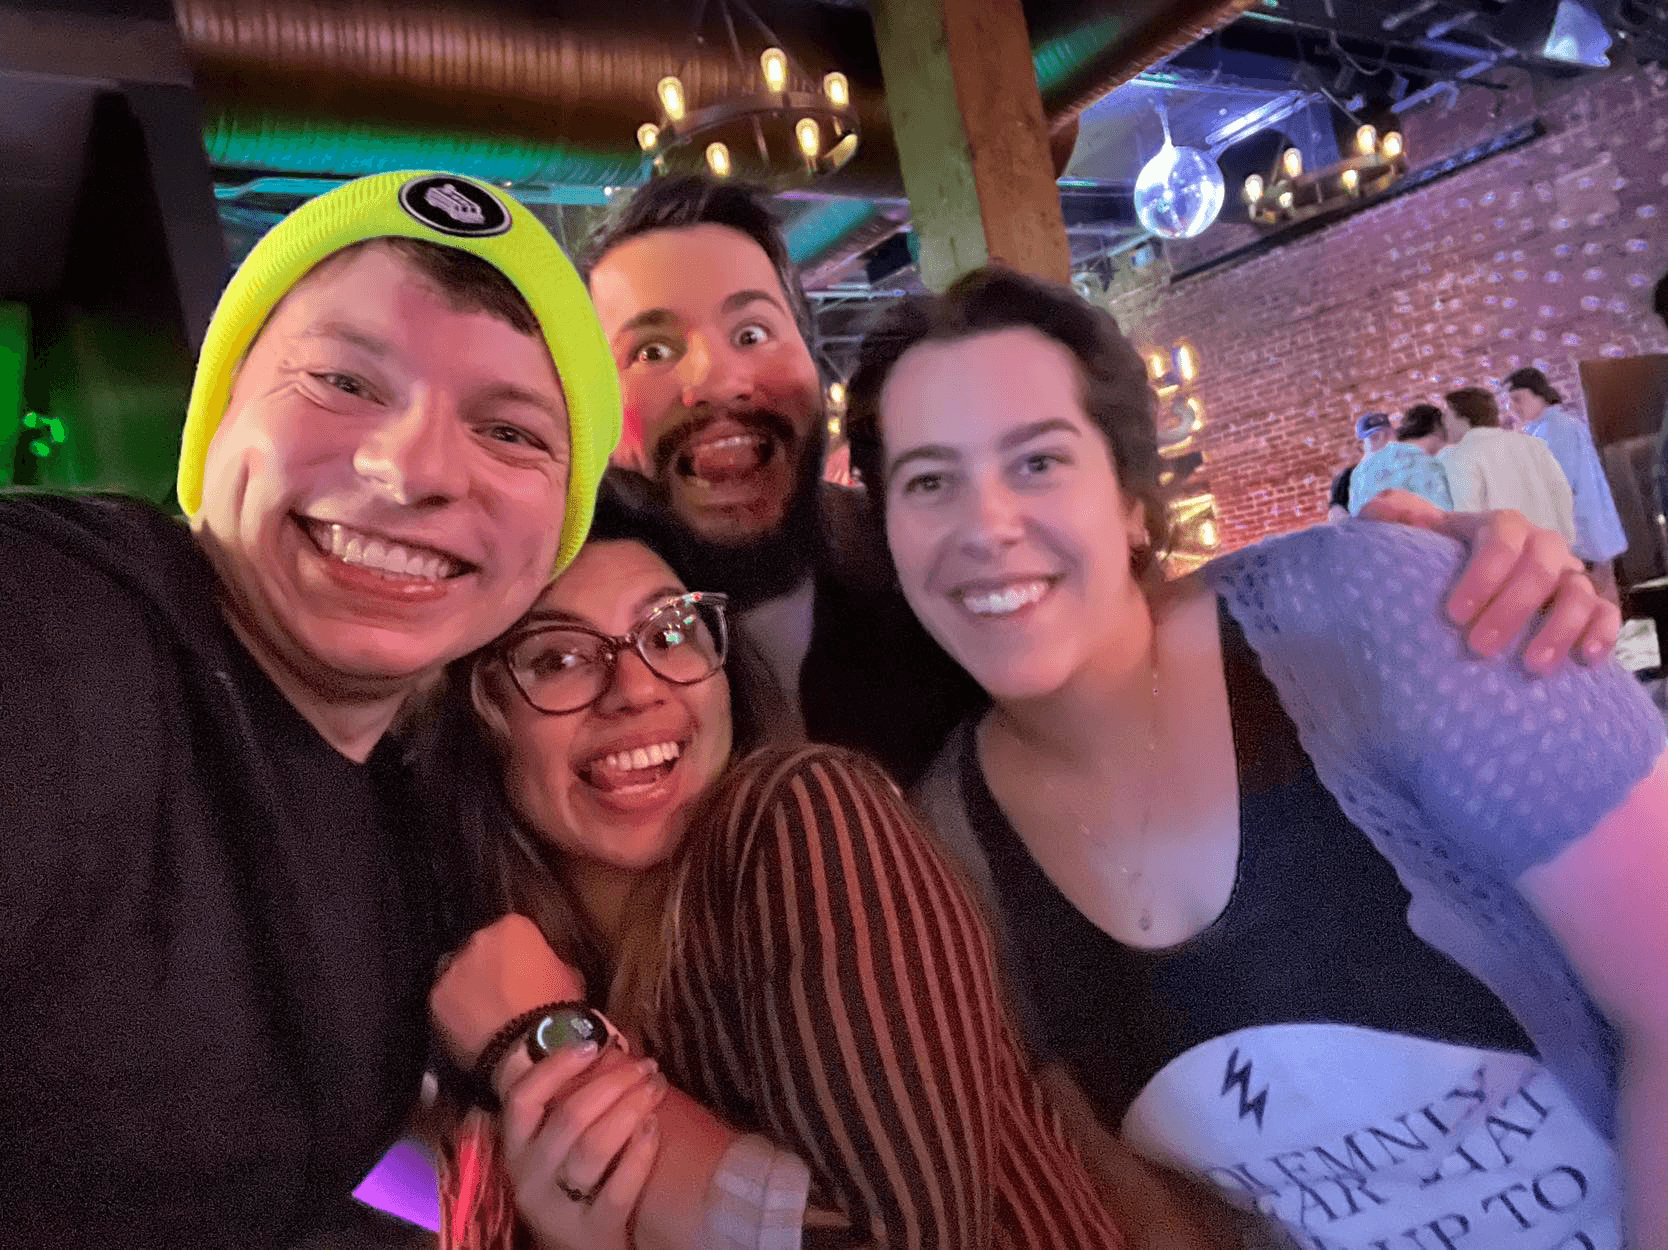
{"left": 1506, "top": 366, "right": 1627, "bottom": 605}
{"left": 0, "top": 170, "right": 619, "bottom": 1247}
{"left": 1324, "top": 413, "right": 1390, "bottom": 522}
{"left": 1349, "top": 403, "right": 1454, "bottom": 515}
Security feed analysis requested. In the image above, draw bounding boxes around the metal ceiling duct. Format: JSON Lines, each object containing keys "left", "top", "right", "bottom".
{"left": 179, "top": 0, "right": 900, "bottom": 191}
{"left": 179, "top": 0, "right": 1248, "bottom": 193}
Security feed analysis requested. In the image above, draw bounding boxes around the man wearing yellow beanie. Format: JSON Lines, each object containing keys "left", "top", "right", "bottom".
{"left": 0, "top": 171, "right": 618, "bottom": 1246}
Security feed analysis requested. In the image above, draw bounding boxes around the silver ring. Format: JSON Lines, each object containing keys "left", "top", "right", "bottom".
{"left": 554, "top": 1170, "right": 600, "bottom": 1206}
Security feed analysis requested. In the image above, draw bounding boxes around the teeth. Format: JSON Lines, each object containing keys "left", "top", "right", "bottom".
{"left": 596, "top": 740, "right": 683, "bottom": 776}
{"left": 962, "top": 580, "right": 1051, "bottom": 617}
{"left": 320, "top": 522, "right": 457, "bottom": 582}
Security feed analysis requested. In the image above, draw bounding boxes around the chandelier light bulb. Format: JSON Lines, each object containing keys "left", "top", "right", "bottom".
{"left": 1281, "top": 147, "right": 1303, "bottom": 179}
{"left": 1278, "top": 189, "right": 1294, "bottom": 209}
{"left": 1381, "top": 130, "right": 1404, "bottom": 159}
{"left": 1341, "top": 167, "right": 1360, "bottom": 193}
{"left": 795, "top": 117, "right": 821, "bottom": 159}
{"left": 706, "top": 141, "right": 732, "bottom": 178}
{"left": 823, "top": 71, "right": 850, "bottom": 109}
{"left": 1355, "top": 124, "right": 1378, "bottom": 156}
{"left": 657, "top": 76, "right": 686, "bottom": 122}
{"left": 637, "top": 123, "right": 660, "bottom": 152}
{"left": 1243, "top": 173, "right": 1264, "bottom": 203}
{"left": 760, "top": 47, "right": 788, "bottom": 93}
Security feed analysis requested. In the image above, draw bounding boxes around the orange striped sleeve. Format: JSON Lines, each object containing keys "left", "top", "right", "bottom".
{"left": 669, "top": 746, "right": 1123, "bottom": 1250}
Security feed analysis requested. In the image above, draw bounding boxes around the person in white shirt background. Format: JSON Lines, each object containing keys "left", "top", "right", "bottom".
{"left": 1439, "top": 385, "right": 1578, "bottom": 546}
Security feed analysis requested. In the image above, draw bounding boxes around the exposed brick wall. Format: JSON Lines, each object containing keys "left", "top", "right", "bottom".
{"left": 1115, "top": 67, "right": 1668, "bottom": 553}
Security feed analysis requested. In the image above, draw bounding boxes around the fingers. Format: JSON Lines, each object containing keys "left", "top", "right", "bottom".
{"left": 1520, "top": 569, "right": 1601, "bottom": 673}
{"left": 1359, "top": 488, "right": 1440, "bottom": 528}
{"left": 589, "top": 1117, "right": 661, "bottom": 1226}
{"left": 551, "top": 1064, "right": 669, "bottom": 1195}
{"left": 1458, "top": 527, "right": 1569, "bottom": 657}
{"left": 500, "top": 1042, "right": 607, "bottom": 1158}
{"left": 1574, "top": 595, "right": 1621, "bottom": 666}
{"left": 1442, "top": 510, "right": 1534, "bottom": 630}
{"left": 506, "top": 1054, "right": 664, "bottom": 1186}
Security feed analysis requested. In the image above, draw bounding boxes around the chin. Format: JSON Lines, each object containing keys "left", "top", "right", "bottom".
{"left": 299, "top": 620, "right": 460, "bottom": 686}
{"left": 944, "top": 646, "right": 1073, "bottom": 705}
{"left": 677, "top": 501, "right": 788, "bottom": 547}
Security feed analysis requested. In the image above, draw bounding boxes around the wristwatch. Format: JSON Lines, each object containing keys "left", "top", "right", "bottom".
{"left": 524, "top": 1003, "right": 625, "bottom": 1062}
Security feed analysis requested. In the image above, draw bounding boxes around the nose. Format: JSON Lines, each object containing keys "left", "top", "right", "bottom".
{"left": 352, "top": 386, "right": 470, "bottom": 507}
{"left": 678, "top": 334, "right": 756, "bottom": 412}
{"left": 594, "top": 646, "right": 669, "bottom": 717}
{"left": 957, "top": 471, "right": 1025, "bottom": 559}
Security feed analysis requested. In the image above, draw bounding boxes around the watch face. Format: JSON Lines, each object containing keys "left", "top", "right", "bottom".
{"left": 528, "top": 1007, "right": 607, "bottom": 1059}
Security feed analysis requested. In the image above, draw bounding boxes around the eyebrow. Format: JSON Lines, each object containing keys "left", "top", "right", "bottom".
{"left": 886, "top": 419, "right": 1084, "bottom": 478}
{"left": 998, "top": 418, "right": 1084, "bottom": 452}
{"left": 299, "top": 321, "right": 393, "bottom": 356}
{"left": 615, "top": 308, "right": 680, "bottom": 338}
{"left": 720, "top": 288, "right": 788, "bottom": 318}
{"left": 523, "top": 585, "right": 688, "bottom": 630}
{"left": 475, "top": 381, "right": 568, "bottom": 427}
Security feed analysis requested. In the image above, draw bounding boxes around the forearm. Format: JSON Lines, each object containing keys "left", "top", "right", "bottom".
{"left": 1618, "top": 1036, "right": 1668, "bottom": 1250}
{"left": 628, "top": 1088, "right": 747, "bottom": 1250}
{"left": 1040, "top": 1064, "right": 1263, "bottom": 1250}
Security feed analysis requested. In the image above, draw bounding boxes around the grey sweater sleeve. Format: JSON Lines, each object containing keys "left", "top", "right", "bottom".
{"left": 1205, "top": 520, "right": 1664, "bottom": 879}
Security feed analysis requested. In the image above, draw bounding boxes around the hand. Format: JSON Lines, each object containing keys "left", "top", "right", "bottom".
{"left": 430, "top": 914, "right": 586, "bottom": 1068}
{"left": 503, "top": 1046, "right": 668, "bottom": 1250}
{"left": 1359, "top": 491, "right": 1618, "bottom": 673}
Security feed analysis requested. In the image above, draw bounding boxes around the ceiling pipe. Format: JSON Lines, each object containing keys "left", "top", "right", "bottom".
{"left": 175, "top": 0, "right": 1252, "bottom": 270}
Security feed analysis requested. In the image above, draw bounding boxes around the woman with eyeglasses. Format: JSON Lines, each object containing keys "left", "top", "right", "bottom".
{"left": 421, "top": 499, "right": 1133, "bottom": 1250}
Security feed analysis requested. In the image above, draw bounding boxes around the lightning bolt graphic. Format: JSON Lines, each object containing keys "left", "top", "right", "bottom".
{"left": 1221, "top": 1048, "right": 1269, "bottom": 1130}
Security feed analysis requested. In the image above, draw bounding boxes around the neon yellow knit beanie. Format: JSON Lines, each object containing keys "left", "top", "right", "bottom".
{"left": 178, "top": 171, "right": 621, "bottom": 574}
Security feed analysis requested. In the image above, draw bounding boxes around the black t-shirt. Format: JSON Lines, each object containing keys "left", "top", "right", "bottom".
{"left": 1, "top": 493, "right": 464, "bottom": 1248}
{"left": 1329, "top": 465, "right": 1355, "bottom": 511}
{"left": 957, "top": 608, "right": 1621, "bottom": 1244}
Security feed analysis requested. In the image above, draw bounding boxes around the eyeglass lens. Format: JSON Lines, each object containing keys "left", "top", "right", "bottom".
{"left": 508, "top": 596, "right": 727, "bottom": 713}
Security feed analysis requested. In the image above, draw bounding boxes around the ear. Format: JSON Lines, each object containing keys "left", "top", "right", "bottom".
{"left": 1124, "top": 495, "right": 1149, "bottom": 551}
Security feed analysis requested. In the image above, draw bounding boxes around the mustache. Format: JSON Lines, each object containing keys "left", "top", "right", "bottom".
{"left": 650, "top": 407, "right": 802, "bottom": 478}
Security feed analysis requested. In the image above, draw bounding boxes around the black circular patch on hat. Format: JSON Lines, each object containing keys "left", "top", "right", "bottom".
{"left": 398, "top": 176, "right": 512, "bottom": 238}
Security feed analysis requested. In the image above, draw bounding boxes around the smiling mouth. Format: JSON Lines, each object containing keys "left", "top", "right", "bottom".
{"left": 577, "top": 738, "right": 688, "bottom": 793}
{"left": 952, "top": 577, "right": 1060, "bottom": 618}
{"left": 300, "top": 518, "right": 473, "bottom": 583}
{"left": 675, "top": 430, "right": 778, "bottom": 488}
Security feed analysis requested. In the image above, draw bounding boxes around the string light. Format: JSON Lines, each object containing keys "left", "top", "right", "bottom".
{"left": 637, "top": 123, "right": 660, "bottom": 152}
{"left": 760, "top": 47, "right": 788, "bottom": 93}
{"left": 823, "top": 72, "right": 849, "bottom": 108}
{"left": 795, "top": 117, "right": 821, "bottom": 159}
{"left": 657, "top": 76, "right": 686, "bottom": 122}
{"left": 705, "top": 141, "right": 732, "bottom": 177}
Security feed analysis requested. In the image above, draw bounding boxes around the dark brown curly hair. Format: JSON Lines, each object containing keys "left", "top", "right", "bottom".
{"left": 844, "top": 266, "right": 1169, "bottom": 578}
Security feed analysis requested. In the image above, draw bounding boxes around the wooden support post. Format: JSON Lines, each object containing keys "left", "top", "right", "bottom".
{"left": 871, "top": 0, "right": 1072, "bottom": 291}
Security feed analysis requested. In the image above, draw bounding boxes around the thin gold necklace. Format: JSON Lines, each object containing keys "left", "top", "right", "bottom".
{"left": 1039, "top": 643, "right": 1163, "bottom": 934}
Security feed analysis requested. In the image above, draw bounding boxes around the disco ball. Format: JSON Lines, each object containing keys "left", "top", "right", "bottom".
{"left": 1133, "top": 142, "right": 1225, "bottom": 239}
